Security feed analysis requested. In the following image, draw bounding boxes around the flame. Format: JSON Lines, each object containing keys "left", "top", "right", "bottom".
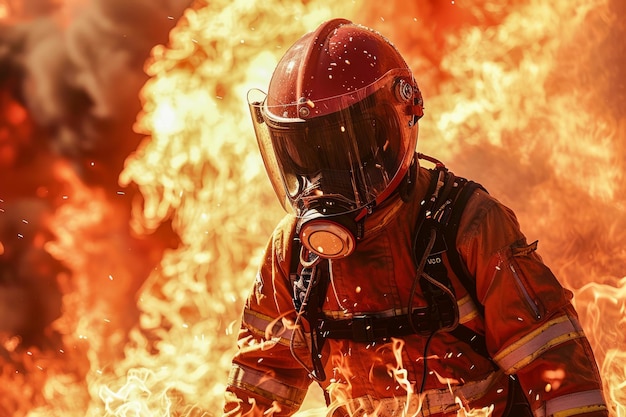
{"left": 455, "top": 396, "right": 494, "bottom": 417}
{"left": 110, "top": 1, "right": 359, "bottom": 415}
{"left": 574, "top": 277, "right": 626, "bottom": 416}
{"left": 122, "top": 0, "right": 622, "bottom": 413}
{"left": 0, "top": 0, "right": 624, "bottom": 416}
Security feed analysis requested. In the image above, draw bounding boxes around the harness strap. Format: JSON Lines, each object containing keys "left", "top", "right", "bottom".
{"left": 444, "top": 178, "right": 486, "bottom": 317}
{"left": 289, "top": 167, "right": 490, "bottom": 357}
{"left": 289, "top": 243, "right": 330, "bottom": 382}
{"left": 316, "top": 169, "right": 488, "bottom": 349}
{"left": 287, "top": 164, "right": 532, "bottom": 414}
{"left": 318, "top": 306, "right": 447, "bottom": 343}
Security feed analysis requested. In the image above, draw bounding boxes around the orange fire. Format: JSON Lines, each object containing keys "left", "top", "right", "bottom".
{"left": 0, "top": 0, "right": 624, "bottom": 416}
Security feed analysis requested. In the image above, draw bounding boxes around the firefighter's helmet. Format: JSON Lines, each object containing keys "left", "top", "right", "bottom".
{"left": 248, "top": 19, "right": 424, "bottom": 258}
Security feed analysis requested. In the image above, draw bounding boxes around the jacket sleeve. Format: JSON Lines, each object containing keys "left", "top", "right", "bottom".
{"left": 223, "top": 215, "right": 312, "bottom": 417}
{"left": 458, "top": 190, "right": 608, "bottom": 417}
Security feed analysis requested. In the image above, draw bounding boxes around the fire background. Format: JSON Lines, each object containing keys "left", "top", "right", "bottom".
{"left": 0, "top": 0, "right": 624, "bottom": 416}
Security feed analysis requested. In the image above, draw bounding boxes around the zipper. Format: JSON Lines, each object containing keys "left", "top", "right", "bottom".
{"left": 509, "top": 262, "right": 542, "bottom": 319}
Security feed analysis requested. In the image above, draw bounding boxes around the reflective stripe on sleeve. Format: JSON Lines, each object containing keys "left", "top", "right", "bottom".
{"left": 457, "top": 294, "right": 480, "bottom": 324}
{"left": 228, "top": 363, "right": 308, "bottom": 409}
{"left": 493, "top": 315, "right": 585, "bottom": 373}
{"left": 242, "top": 308, "right": 309, "bottom": 348}
{"left": 533, "top": 389, "right": 607, "bottom": 417}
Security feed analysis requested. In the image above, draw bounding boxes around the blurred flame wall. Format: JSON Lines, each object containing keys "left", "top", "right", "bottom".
{"left": 118, "top": 0, "right": 625, "bottom": 415}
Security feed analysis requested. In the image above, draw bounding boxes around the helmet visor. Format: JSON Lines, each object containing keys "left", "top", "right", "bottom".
{"left": 248, "top": 68, "right": 418, "bottom": 216}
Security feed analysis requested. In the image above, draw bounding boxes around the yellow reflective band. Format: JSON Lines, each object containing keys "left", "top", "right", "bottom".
{"left": 553, "top": 406, "right": 608, "bottom": 417}
{"left": 242, "top": 308, "right": 303, "bottom": 347}
{"left": 228, "top": 364, "right": 308, "bottom": 409}
{"left": 338, "top": 371, "right": 502, "bottom": 417}
{"left": 493, "top": 315, "right": 585, "bottom": 373}
{"left": 457, "top": 294, "right": 480, "bottom": 324}
{"left": 533, "top": 389, "right": 607, "bottom": 417}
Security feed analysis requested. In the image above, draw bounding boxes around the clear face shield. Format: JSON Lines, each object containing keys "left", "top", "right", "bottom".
{"left": 249, "top": 69, "right": 420, "bottom": 258}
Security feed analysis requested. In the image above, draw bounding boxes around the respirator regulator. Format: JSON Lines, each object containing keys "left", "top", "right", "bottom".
{"left": 296, "top": 197, "right": 366, "bottom": 259}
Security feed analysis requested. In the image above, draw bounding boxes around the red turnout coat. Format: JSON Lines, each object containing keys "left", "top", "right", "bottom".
{"left": 224, "top": 166, "right": 607, "bottom": 417}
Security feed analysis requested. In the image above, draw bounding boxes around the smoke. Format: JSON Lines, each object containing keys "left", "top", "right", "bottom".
{"left": 0, "top": 1, "right": 191, "bottom": 414}
{"left": 1, "top": 0, "right": 192, "bottom": 184}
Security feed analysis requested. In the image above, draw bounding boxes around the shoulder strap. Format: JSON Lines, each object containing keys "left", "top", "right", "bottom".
{"left": 436, "top": 175, "right": 532, "bottom": 414}
{"left": 436, "top": 176, "right": 493, "bottom": 361}
{"left": 416, "top": 168, "right": 487, "bottom": 312}
{"left": 443, "top": 179, "right": 487, "bottom": 316}
{"left": 415, "top": 168, "right": 493, "bottom": 361}
{"left": 289, "top": 238, "right": 330, "bottom": 381}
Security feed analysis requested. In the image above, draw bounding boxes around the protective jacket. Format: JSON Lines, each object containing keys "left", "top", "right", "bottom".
{"left": 224, "top": 165, "right": 608, "bottom": 417}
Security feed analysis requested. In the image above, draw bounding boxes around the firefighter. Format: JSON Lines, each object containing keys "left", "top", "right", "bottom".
{"left": 223, "top": 19, "right": 608, "bottom": 417}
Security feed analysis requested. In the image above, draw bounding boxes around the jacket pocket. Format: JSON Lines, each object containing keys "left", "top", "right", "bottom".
{"left": 507, "top": 240, "right": 544, "bottom": 320}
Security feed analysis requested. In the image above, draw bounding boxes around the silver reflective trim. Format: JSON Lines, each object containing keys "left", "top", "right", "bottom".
{"left": 420, "top": 370, "right": 500, "bottom": 415}
{"left": 228, "top": 364, "right": 308, "bottom": 408}
{"left": 457, "top": 294, "right": 480, "bottom": 324}
{"left": 335, "top": 370, "right": 502, "bottom": 417}
{"left": 494, "top": 315, "right": 584, "bottom": 373}
{"left": 538, "top": 389, "right": 607, "bottom": 416}
{"left": 243, "top": 309, "right": 291, "bottom": 338}
{"left": 242, "top": 309, "right": 309, "bottom": 348}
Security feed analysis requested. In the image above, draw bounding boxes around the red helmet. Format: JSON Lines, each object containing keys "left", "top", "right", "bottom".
{"left": 249, "top": 18, "right": 423, "bottom": 222}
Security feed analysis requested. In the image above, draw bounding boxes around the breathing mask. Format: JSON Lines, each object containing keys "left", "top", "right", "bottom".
{"left": 248, "top": 68, "right": 422, "bottom": 258}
